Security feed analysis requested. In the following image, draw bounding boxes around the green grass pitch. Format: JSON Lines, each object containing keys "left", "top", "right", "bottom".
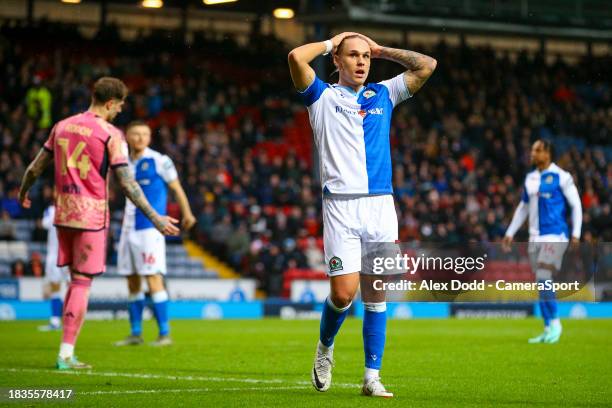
{"left": 0, "top": 318, "right": 610, "bottom": 407}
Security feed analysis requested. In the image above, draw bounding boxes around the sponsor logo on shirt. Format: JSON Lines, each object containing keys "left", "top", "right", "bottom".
{"left": 335, "top": 106, "right": 357, "bottom": 115}
{"left": 363, "top": 90, "right": 376, "bottom": 99}
{"left": 335, "top": 106, "right": 384, "bottom": 117}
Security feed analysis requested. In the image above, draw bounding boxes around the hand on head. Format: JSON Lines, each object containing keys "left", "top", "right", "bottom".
{"left": 355, "top": 34, "right": 382, "bottom": 58}
{"left": 330, "top": 32, "right": 382, "bottom": 57}
{"left": 330, "top": 32, "right": 360, "bottom": 51}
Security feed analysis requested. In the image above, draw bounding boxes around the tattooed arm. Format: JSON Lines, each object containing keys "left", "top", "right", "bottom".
{"left": 360, "top": 35, "right": 437, "bottom": 95}
{"left": 113, "top": 165, "right": 180, "bottom": 236}
{"left": 19, "top": 148, "right": 53, "bottom": 208}
{"left": 379, "top": 47, "right": 437, "bottom": 95}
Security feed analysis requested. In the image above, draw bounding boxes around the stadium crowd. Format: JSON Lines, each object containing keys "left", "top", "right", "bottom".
{"left": 1, "top": 20, "right": 610, "bottom": 295}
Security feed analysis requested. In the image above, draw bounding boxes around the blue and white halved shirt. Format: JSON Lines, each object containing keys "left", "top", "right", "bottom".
{"left": 123, "top": 147, "right": 178, "bottom": 231}
{"left": 300, "top": 74, "right": 411, "bottom": 196}
{"left": 506, "top": 163, "right": 582, "bottom": 241}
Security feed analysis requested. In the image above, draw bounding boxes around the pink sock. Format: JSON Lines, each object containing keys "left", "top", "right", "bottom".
{"left": 62, "top": 278, "right": 92, "bottom": 345}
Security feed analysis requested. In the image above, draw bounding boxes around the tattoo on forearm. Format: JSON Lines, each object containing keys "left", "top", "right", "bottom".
{"left": 379, "top": 47, "right": 436, "bottom": 94}
{"left": 20, "top": 149, "right": 52, "bottom": 196}
{"left": 114, "top": 166, "right": 160, "bottom": 226}
{"left": 379, "top": 47, "right": 428, "bottom": 71}
{"left": 20, "top": 170, "right": 39, "bottom": 197}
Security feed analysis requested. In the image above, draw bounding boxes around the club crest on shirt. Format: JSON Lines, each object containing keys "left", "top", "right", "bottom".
{"left": 545, "top": 175, "right": 553, "bottom": 184}
{"left": 141, "top": 161, "right": 149, "bottom": 171}
{"left": 363, "top": 90, "right": 376, "bottom": 99}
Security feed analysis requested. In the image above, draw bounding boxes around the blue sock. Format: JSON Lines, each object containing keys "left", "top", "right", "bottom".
{"left": 128, "top": 292, "right": 145, "bottom": 336}
{"left": 319, "top": 297, "right": 350, "bottom": 347}
{"left": 539, "top": 301, "right": 550, "bottom": 327}
{"left": 363, "top": 302, "right": 387, "bottom": 370}
{"left": 50, "top": 295, "right": 63, "bottom": 319}
{"left": 547, "top": 300, "right": 558, "bottom": 320}
{"left": 538, "top": 279, "right": 555, "bottom": 328}
{"left": 152, "top": 291, "right": 170, "bottom": 336}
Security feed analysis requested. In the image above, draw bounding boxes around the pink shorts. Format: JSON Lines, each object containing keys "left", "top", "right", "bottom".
{"left": 57, "top": 227, "right": 108, "bottom": 276}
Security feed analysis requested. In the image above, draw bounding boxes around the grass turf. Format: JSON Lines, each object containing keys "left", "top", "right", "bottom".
{"left": 0, "top": 318, "right": 610, "bottom": 407}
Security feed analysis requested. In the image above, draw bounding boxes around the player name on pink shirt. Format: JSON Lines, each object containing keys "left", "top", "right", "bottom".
{"left": 43, "top": 111, "right": 128, "bottom": 231}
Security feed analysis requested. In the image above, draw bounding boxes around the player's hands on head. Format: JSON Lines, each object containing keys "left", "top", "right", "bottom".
{"left": 501, "top": 236, "right": 513, "bottom": 253}
{"left": 155, "top": 215, "right": 180, "bottom": 236}
{"left": 357, "top": 34, "right": 383, "bottom": 58}
{"left": 330, "top": 32, "right": 359, "bottom": 52}
{"left": 19, "top": 191, "right": 31, "bottom": 209}
{"left": 182, "top": 213, "right": 196, "bottom": 231}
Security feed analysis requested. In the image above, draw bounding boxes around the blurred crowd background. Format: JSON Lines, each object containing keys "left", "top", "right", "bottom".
{"left": 1, "top": 20, "right": 610, "bottom": 295}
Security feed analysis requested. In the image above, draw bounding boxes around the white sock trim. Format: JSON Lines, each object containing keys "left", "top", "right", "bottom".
{"left": 364, "top": 367, "right": 380, "bottom": 381}
{"left": 59, "top": 342, "right": 74, "bottom": 359}
{"left": 50, "top": 291, "right": 63, "bottom": 300}
{"left": 363, "top": 302, "right": 387, "bottom": 313}
{"left": 550, "top": 318, "right": 561, "bottom": 328}
{"left": 152, "top": 290, "right": 168, "bottom": 303}
{"left": 536, "top": 269, "right": 553, "bottom": 281}
{"left": 128, "top": 292, "right": 145, "bottom": 302}
{"left": 317, "top": 340, "right": 334, "bottom": 354}
{"left": 326, "top": 296, "right": 351, "bottom": 313}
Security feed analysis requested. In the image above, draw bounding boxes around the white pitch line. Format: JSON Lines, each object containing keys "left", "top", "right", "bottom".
{"left": 0, "top": 368, "right": 360, "bottom": 389}
{"left": 1, "top": 368, "right": 283, "bottom": 384}
{"left": 80, "top": 386, "right": 307, "bottom": 396}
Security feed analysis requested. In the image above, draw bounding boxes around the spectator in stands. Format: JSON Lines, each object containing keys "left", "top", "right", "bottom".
{"left": 0, "top": 210, "right": 17, "bottom": 241}
{"left": 26, "top": 76, "right": 52, "bottom": 129}
{"left": 11, "top": 259, "right": 26, "bottom": 277}
{"left": 1, "top": 186, "right": 22, "bottom": 218}
{"left": 210, "top": 214, "right": 233, "bottom": 260}
{"left": 227, "top": 222, "right": 250, "bottom": 269}
{"left": 304, "top": 237, "right": 325, "bottom": 271}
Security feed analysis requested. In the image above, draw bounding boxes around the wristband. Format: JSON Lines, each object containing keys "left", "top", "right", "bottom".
{"left": 322, "top": 40, "right": 333, "bottom": 56}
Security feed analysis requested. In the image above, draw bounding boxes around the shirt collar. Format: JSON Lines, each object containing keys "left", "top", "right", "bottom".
{"left": 538, "top": 162, "right": 556, "bottom": 173}
{"left": 130, "top": 147, "right": 150, "bottom": 164}
{"left": 334, "top": 84, "right": 365, "bottom": 97}
{"left": 84, "top": 110, "right": 102, "bottom": 119}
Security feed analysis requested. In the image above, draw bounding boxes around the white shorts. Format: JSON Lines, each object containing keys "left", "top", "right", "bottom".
{"left": 323, "top": 194, "right": 398, "bottom": 276}
{"left": 117, "top": 227, "right": 167, "bottom": 276}
{"left": 528, "top": 234, "right": 569, "bottom": 274}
